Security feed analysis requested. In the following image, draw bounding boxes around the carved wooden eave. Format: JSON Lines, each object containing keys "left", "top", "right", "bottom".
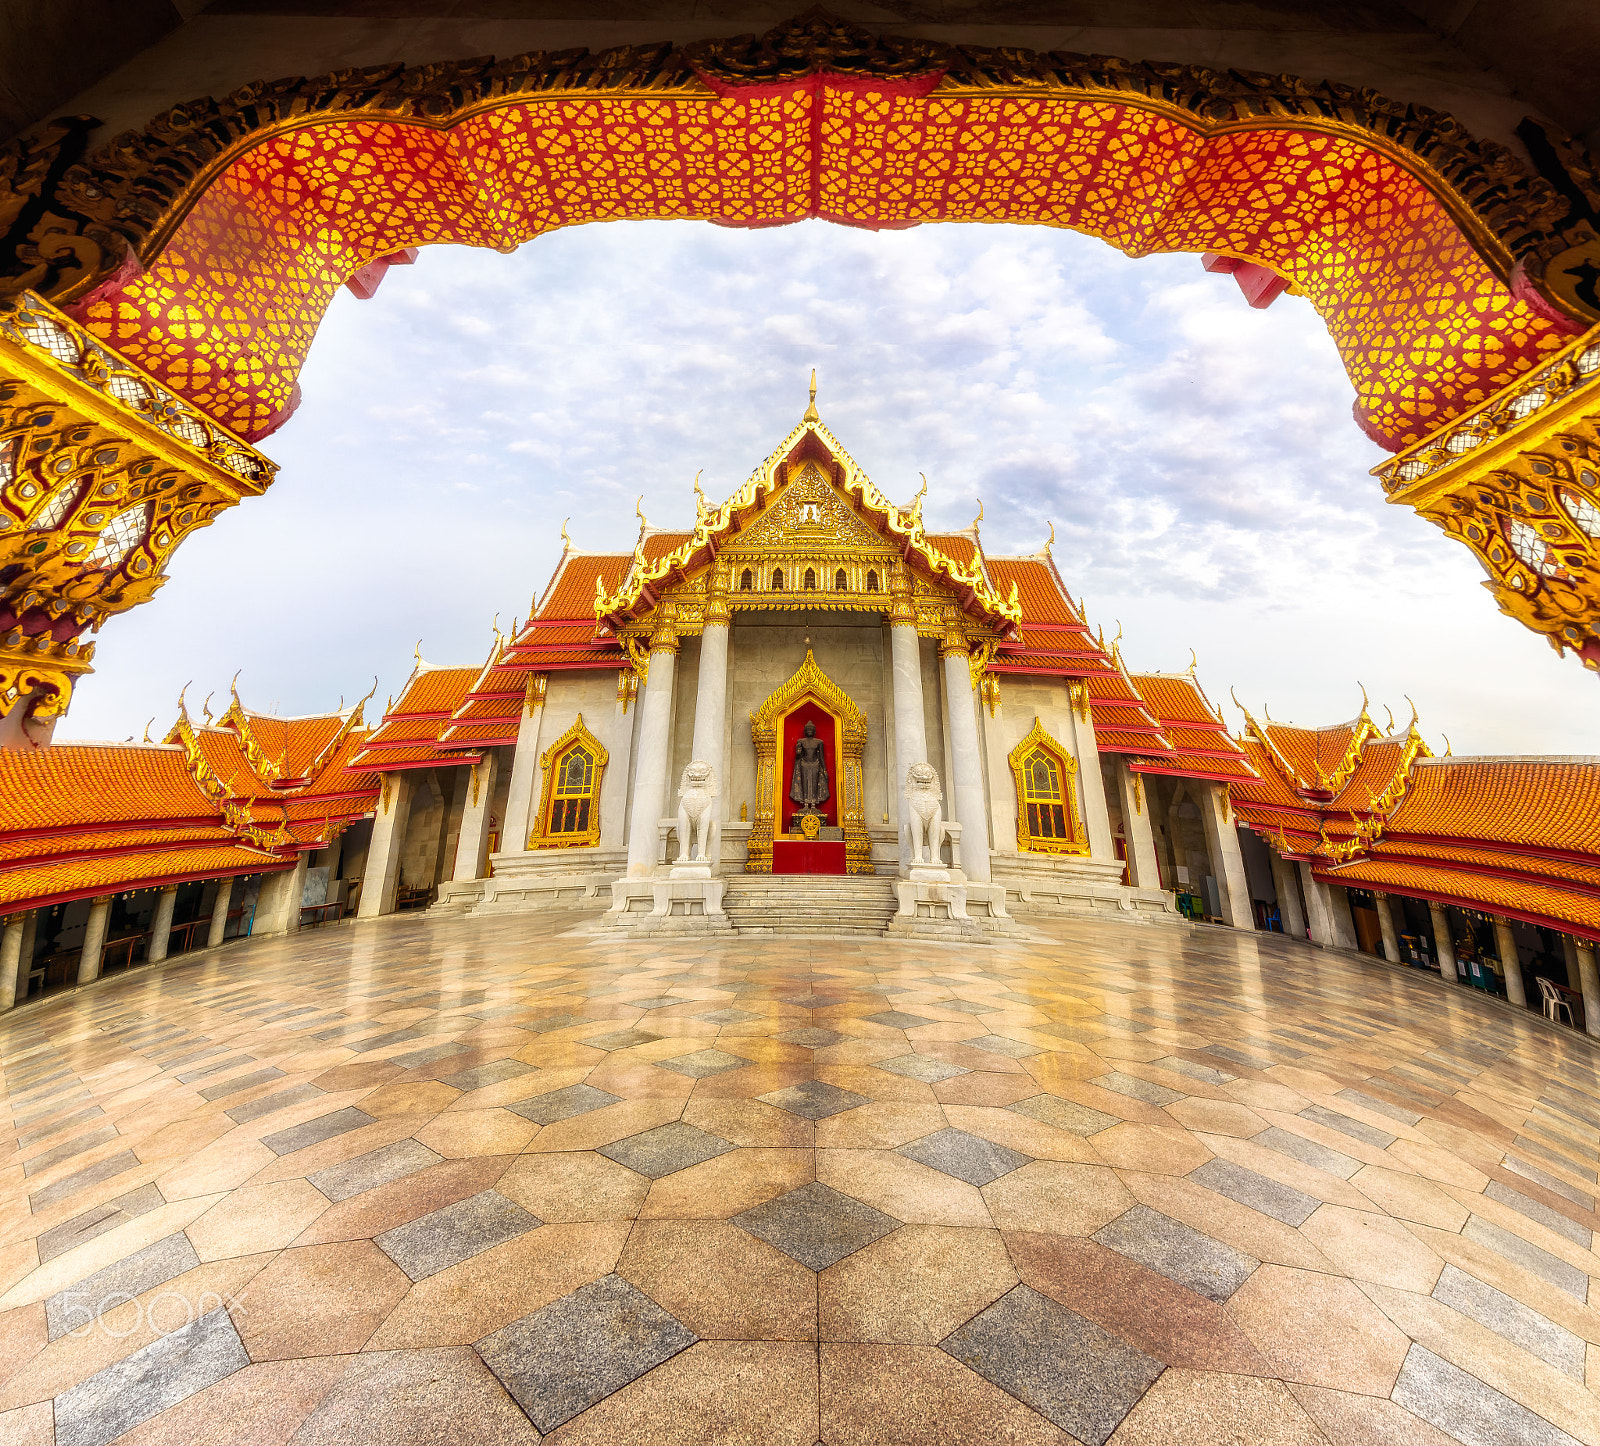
{"left": 594, "top": 413, "right": 1024, "bottom": 639}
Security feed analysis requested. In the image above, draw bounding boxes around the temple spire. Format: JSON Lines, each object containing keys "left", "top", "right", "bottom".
{"left": 803, "top": 368, "right": 819, "bottom": 423}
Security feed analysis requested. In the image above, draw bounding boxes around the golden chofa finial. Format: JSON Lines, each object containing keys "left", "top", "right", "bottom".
{"left": 142, "top": 717, "right": 154, "bottom": 743}
{"left": 803, "top": 368, "right": 819, "bottom": 423}
{"left": 559, "top": 518, "right": 571, "bottom": 551}
{"left": 1187, "top": 648, "right": 1199, "bottom": 677}
{"left": 414, "top": 639, "right": 423, "bottom": 665}
{"left": 1045, "top": 520, "right": 1055, "bottom": 551}
{"left": 970, "top": 498, "right": 984, "bottom": 530}
{"left": 635, "top": 495, "right": 648, "bottom": 530}
{"left": 201, "top": 691, "right": 214, "bottom": 724}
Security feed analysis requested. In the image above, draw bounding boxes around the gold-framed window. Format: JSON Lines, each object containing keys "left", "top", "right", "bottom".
{"left": 1007, "top": 717, "right": 1088, "bottom": 855}
{"left": 532, "top": 714, "right": 608, "bottom": 849}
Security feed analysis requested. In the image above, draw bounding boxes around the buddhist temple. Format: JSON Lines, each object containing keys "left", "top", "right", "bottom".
{"left": 3, "top": 399, "right": 1595, "bottom": 1030}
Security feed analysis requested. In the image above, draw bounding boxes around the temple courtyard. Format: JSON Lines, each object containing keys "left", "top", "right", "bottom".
{"left": 0, "top": 912, "right": 1596, "bottom": 1446}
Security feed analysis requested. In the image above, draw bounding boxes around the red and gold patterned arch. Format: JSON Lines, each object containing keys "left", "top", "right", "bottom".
{"left": 68, "top": 90, "right": 1569, "bottom": 450}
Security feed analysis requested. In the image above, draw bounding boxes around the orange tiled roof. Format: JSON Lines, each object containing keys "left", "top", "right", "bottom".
{"left": 986, "top": 557, "right": 1077, "bottom": 627}
{"left": 641, "top": 530, "right": 693, "bottom": 563}
{"left": 1320, "top": 856, "right": 1600, "bottom": 941}
{"left": 1125, "top": 673, "right": 1256, "bottom": 785}
{"left": 1382, "top": 757, "right": 1600, "bottom": 855}
{"left": 0, "top": 843, "right": 290, "bottom": 913}
{"left": 536, "top": 554, "right": 629, "bottom": 621}
{"left": 0, "top": 742, "right": 221, "bottom": 832}
{"left": 927, "top": 532, "right": 979, "bottom": 568}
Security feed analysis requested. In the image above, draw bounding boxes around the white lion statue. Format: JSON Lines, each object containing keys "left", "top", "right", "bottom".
{"left": 903, "top": 761, "right": 944, "bottom": 865}
{"left": 676, "top": 760, "right": 720, "bottom": 865}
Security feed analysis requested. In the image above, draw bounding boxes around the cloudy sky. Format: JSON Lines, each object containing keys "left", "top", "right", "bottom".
{"left": 62, "top": 219, "right": 1596, "bottom": 753}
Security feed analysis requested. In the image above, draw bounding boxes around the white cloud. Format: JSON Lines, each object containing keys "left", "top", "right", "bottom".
{"left": 58, "top": 219, "right": 1597, "bottom": 753}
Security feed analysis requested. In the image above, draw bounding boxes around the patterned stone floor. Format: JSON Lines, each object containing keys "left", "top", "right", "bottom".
{"left": 0, "top": 910, "right": 1597, "bottom": 1446}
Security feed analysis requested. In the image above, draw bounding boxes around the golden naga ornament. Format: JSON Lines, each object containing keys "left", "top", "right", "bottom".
{"left": 0, "top": 291, "right": 275, "bottom": 725}
{"left": 1376, "top": 326, "right": 1600, "bottom": 670}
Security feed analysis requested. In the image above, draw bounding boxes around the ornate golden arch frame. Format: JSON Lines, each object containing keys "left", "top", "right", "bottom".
{"left": 747, "top": 650, "right": 870, "bottom": 875}
{"left": 531, "top": 712, "right": 608, "bottom": 850}
{"left": 1008, "top": 716, "right": 1089, "bottom": 857}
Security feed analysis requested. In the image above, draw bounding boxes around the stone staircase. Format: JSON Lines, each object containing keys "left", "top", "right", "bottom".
{"left": 722, "top": 874, "right": 900, "bottom": 937}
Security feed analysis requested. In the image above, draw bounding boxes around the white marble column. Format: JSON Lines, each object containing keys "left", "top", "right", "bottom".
{"left": 1374, "top": 892, "right": 1401, "bottom": 963}
{"left": 1492, "top": 916, "right": 1527, "bottom": 1007}
{"left": 889, "top": 614, "right": 929, "bottom": 873}
{"left": 690, "top": 573, "right": 731, "bottom": 869}
{"left": 257, "top": 853, "right": 308, "bottom": 937}
{"left": 1301, "top": 864, "right": 1357, "bottom": 949}
{"left": 359, "top": 772, "right": 415, "bottom": 918}
{"left": 1114, "top": 759, "right": 1162, "bottom": 889}
{"left": 626, "top": 619, "right": 680, "bottom": 879}
{"left": 1576, "top": 941, "right": 1599, "bottom": 1039}
{"left": 0, "top": 916, "right": 22, "bottom": 1010}
{"left": 78, "top": 896, "right": 111, "bottom": 985}
{"left": 452, "top": 752, "right": 500, "bottom": 882}
{"left": 939, "top": 631, "right": 991, "bottom": 883}
{"left": 1199, "top": 784, "right": 1252, "bottom": 928}
{"left": 14, "top": 912, "right": 37, "bottom": 1004}
{"left": 208, "top": 877, "right": 234, "bottom": 948}
{"left": 1428, "top": 901, "right": 1460, "bottom": 983}
{"left": 148, "top": 886, "right": 179, "bottom": 963}
{"left": 501, "top": 675, "right": 548, "bottom": 852}
{"left": 1269, "top": 851, "right": 1306, "bottom": 937}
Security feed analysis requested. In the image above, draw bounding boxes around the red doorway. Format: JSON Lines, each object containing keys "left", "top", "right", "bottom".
{"left": 773, "top": 699, "right": 846, "bottom": 875}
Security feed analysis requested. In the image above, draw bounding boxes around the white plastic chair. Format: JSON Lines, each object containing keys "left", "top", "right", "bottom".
{"left": 1538, "top": 976, "right": 1575, "bottom": 1026}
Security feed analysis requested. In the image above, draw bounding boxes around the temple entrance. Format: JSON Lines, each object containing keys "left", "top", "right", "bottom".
{"left": 776, "top": 700, "right": 844, "bottom": 875}
{"left": 745, "top": 650, "right": 871, "bottom": 876}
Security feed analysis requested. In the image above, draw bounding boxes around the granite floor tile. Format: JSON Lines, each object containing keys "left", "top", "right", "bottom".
{"left": 581, "top": 1028, "right": 663, "bottom": 1052}
{"left": 51, "top": 1307, "right": 250, "bottom": 1446}
{"left": 941, "top": 1283, "right": 1164, "bottom": 1446}
{"left": 475, "top": 1272, "right": 696, "bottom": 1432}
{"left": 1462, "top": 1216, "right": 1590, "bottom": 1301}
{"left": 1431, "top": 1263, "right": 1587, "bottom": 1380}
{"left": 389, "top": 1042, "right": 472, "bottom": 1070}
{"left": 758, "top": 1079, "right": 869, "bottom": 1120}
{"left": 289, "top": 1346, "right": 540, "bottom": 1445}
{"left": 1483, "top": 1181, "right": 1593, "bottom": 1249}
{"left": 597, "top": 1122, "right": 737, "bottom": 1179}
{"left": 1008, "top": 1092, "right": 1120, "bottom": 1136}
{"left": 507, "top": 1083, "right": 622, "bottom": 1125}
{"left": 260, "top": 1107, "right": 376, "bottom": 1158}
{"left": 307, "top": 1138, "right": 445, "bottom": 1202}
{"left": 35, "top": 1183, "right": 167, "bottom": 1264}
{"left": 732, "top": 1180, "right": 899, "bottom": 1270}
{"left": 223, "top": 1081, "right": 326, "bottom": 1125}
{"left": 15, "top": 1105, "right": 105, "bottom": 1149}
{"left": 1502, "top": 1154, "right": 1595, "bottom": 1210}
{"left": 1299, "top": 1104, "right": 1399, "bottom": 1150}
{"left": 862, "top": 1011, "right": 936, "bottom": 1030}
{"left": 1189, "top": 1157, "right": 1322, "bottom": 1226}
{"left": 197, "top": 1067, "right": 285, "bottom": 1102}
{"left": 1255, "top": 1124, "right": 1364, "bottom": 1179}
{"left": 1391, "top": 1342, "right": 1584, "bottom": 1446}
{"left": 21, "top": 1125, "right": 120, "bottom": 1177}
{"left": 44, "top": 1232, "right": 201, "bottom": 1341}
{"left": 374, "top": 1189, "right": 542, "bottom": 1280}
{"left": 898, "top": 1127, "right": 1032, "bottom": 1187}
{"left": 773, "top": 1027, "right": 846, "bottom": 1048}
{"left": 1111, "top": 1369, "right": 1329, "bottom": 1446}
{"left": 655, "top": 1048, "right": 752, "bottom": 1079}
{"left": 875, "top": 1052, "right": 969, "bottom": 1084}
{"left": 1150, "top": 1056, "right": 1236, "bottom": 1085}
{"left": 963, "top": 1035, "right": 1043, "bottom": 1059}
{"left": 1092, "top": 1071, "right": 1185, "bottom": 1107}
{"left": 1093, "top": 1204, "right": 1258, "bottom": 1302}
{"left": 696, "top": 1009, "right": 764, "bottom": 1026}
{"left": 29, "top": 1150, "right": 141, "bottom": 1212}
{"left": 1005, "top": 1231, "right": 1272, "bottom": 1377}
{"left": 436, "top": 1058, "right": 537, "bottom": 1092}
